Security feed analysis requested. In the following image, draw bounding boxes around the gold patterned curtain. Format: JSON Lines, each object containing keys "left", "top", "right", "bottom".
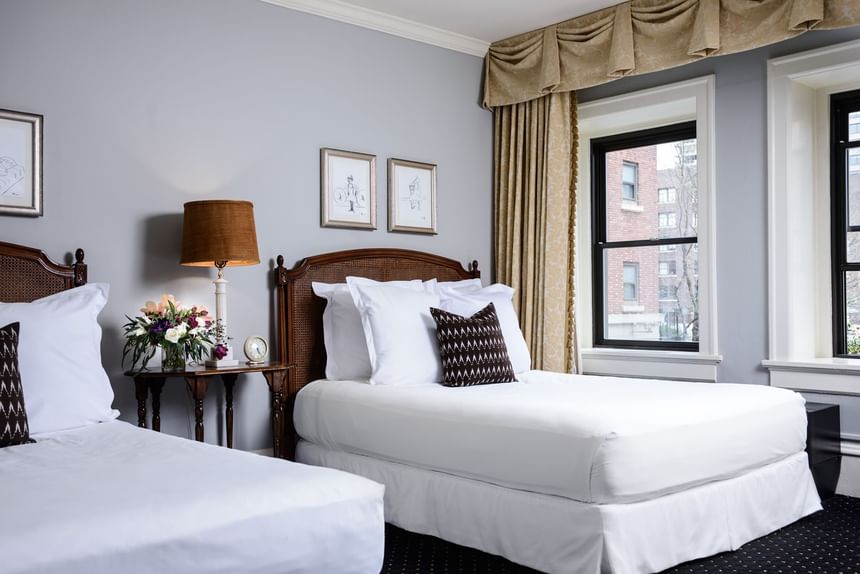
{"left": 494, "top": 92, "right": 578, "bottom": 372}
{"left": 484, "top": 0, "right": 860, "bottom": 108}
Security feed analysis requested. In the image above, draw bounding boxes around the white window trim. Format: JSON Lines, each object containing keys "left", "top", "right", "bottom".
{"left": 766, "top": 39, "right": 860, "bottom": 396}
{"left": 576, "top": 75, "right": 721, "bottom": 382}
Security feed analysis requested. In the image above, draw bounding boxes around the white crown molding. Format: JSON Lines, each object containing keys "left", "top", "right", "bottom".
{"left": 259, "top": 0, "right": 489, "bottom": 57}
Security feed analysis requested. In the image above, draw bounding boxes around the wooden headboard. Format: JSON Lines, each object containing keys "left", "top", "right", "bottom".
{"left": 273, "top": 248, "right": 479, "bottom": 395}
{"left": 0, "top": 241, "right": 87, "bottom": 301}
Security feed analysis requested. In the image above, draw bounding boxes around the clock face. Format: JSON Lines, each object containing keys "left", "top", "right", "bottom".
{"left": 244, "top": 336, "right": 268, "bottom": 362}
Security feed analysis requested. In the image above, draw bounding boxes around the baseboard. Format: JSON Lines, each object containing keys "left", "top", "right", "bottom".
{"left": 836, "top": 439, "right": 860, "bottom": 498}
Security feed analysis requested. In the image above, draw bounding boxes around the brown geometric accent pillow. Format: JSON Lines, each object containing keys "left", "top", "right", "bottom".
{"left": 0, "top": 322, "right": 33, "bottom": 447}
{"left": 430, "top": 303, "right": 517, "bottom": 387}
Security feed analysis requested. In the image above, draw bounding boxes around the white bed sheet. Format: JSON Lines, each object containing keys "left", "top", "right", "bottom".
{"left": 1, "top": 421, "right": 384, "bottom": 574}
{"left": 298, "top": 441, "right": 821, "bottom": 574}
{"left": 294, "top": 370, "right": 808, "bottom": 503}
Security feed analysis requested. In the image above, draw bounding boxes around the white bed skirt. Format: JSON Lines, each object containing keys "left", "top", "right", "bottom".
{"left": 297, "top": 441, "right": 821, "bottom": 574}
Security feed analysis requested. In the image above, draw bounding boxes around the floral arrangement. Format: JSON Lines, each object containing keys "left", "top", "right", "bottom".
{"left": 122, "top": 294, "right": 217, "bottom": 371}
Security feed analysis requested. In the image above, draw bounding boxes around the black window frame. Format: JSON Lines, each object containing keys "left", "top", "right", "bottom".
{"left": 830, "top": 90, "right": 860, "bottom": 357}
{"left": 591, "top": 120, "right": 698, "bottom": 352}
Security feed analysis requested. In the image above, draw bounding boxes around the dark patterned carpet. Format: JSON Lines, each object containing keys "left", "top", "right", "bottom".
{"left": 381, "top": 495, "right": 860, "bottom": 574}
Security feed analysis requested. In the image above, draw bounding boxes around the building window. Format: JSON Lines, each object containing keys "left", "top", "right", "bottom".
{"left": 623, "top": 263, "right": 639, "bottom": 301}
{"left": 591, "top": 121, "right": 698, "bottom": 351}
{"left": 659, "top": 261, "right": 677, "bottom": 276}
{"left": 831, "top": 90, "right": 860, "bottom": 356}
{"left": 658, "top": 187, "right": 677, "bottom": 203}
{"left": 622, "top": 162, "right": 638, "bottom": 201}
{"left": 658, "top": 212, "right": 677, "bottom": 228}
{"left": 659, "top": 284, "right": 677, "bottom": 300}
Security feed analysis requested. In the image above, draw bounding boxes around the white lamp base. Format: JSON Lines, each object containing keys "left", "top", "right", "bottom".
{"left": 205, "top": 357, "right": 239, "bottom": 368}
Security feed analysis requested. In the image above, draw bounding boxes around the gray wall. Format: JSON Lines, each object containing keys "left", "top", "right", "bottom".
{"left": 580, "top": 26, "right": 860, "bottom": 437}
{"left": 0, "top": 0, "right": 492, "bottom": 450}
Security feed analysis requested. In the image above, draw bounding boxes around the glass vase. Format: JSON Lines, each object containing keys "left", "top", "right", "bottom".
{"left": 161, "top": 345, "right": 186, "bottom": 371}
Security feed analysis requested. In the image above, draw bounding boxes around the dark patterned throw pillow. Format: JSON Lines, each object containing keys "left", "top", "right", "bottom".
{"left": 430, "top": 303, "right": 517, "bottom": 387}
{"left": 0, "top": 322, "right": 33, "bottom": 447}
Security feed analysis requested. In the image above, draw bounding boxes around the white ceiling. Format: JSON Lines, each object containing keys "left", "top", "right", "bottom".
{"left": 262, "top": 0, "right": 621, "bottom": 56}
{"left": 339, "top": 0, "right": 620, "bottom": 43}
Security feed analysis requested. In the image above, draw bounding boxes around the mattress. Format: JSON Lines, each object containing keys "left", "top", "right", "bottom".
{"left": 294, "top": 370, "right": 808, "bottom": 503}
{"left": 1, "top": 421, "right": 384, "bottom": 574}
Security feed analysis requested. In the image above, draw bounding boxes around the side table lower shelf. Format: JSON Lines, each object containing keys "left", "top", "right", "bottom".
{"left": 127, "top": 362, "right": 292, "bottom": 458}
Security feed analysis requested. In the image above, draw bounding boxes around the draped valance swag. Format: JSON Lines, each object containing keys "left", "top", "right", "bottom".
{"left": 484, "top": 0, "right": 860, "bottom": 108}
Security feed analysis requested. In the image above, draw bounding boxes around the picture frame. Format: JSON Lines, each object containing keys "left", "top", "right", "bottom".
{"left": 0, "top": 108, "right": 42, "bottom": 217}
{"left": 320, "top": 147, "right": 376, "bottom": 230}
{"left": 388, "top": 158, "right": 437, "bottom": 234}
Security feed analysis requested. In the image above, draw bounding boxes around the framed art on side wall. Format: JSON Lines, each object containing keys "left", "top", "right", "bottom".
{"left": 320, "top": 147, "right": 376, "bottom": 230}
{"left": 388, "top": 158, "right": 437, "bottom": 234}
{"left": 0, "top": 109, "right": 42, "bottom": 217}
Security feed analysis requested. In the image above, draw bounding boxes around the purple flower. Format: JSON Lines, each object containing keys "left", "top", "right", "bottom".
{"left": 150, "top": 319, "right": 170, "bottom": 335}
{"left": 213, "top": 344, "right": 229, "bottom": 360}
{"left": 188, "top": 316, "right": 199, "bottom": 329}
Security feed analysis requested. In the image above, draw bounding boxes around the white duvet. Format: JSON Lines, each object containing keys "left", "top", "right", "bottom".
{"left": 0, "top": 421, "right": 384, "bottom": 574}
{"left": 294, "top": 370, "right": 808, "bottom": 504}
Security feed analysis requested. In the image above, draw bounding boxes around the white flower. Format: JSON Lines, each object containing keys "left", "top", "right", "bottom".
{"left": 164, "top": 327, "right": 182, "bottom": 344}
{"left": 132, "top": 326, "right": 146, "bottom": 337}
{"left": 175, "top": 323, "right": 188, "bottom": 336}
{"left": 188, "top": 326, "right": 201, "bottom": 337}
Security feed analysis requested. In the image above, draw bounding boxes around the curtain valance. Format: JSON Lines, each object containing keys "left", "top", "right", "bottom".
{"left": 483, "top": 0, "right": 860, "bottom": 108}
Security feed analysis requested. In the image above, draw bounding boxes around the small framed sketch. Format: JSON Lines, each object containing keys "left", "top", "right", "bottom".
{"left": 0, "top": 109, "right": 42, "bottom": 217}
{"left": 320, "top": 148, "right": 376, "bottom": 230}
{"left": 388, "top": 158, "right": 437, "bottom": 234}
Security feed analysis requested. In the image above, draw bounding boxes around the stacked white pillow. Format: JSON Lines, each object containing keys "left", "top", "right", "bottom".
{"left": 0, "top": 283, "right": 119, "bottom": 434}
{"left": 312, "top": 279, "right": 427, "bottom": 380}
{"left": 436, "top": 283, "right": 532, "bottom": 375}
{"left": 346, "top": 278, "right": 442, "bottom": 386}
{"left": 314, "top": 275, "right": 532, "bottom": 385}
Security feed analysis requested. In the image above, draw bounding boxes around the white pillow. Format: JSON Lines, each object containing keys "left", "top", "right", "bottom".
{"left": 347, "top": 279, "right": 442, "bottom": 385}
{"left": 0, "top": 283, "right": 119, "bottom": 434}
{"left": 438, "top": 283, "right": 532, "bottom": 374}
{"left": 312, "top": 278, "right": 425, "bottom": 380}
{"left": 437, "top": 278, "right": 483, "bottom": 291}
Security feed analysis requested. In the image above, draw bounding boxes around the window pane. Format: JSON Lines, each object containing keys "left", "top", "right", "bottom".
{"left": 846, "top": 271, "right": 860, "bottom": 354}
{"left": 606, "top": 139, "right": 697, "bottom": 242}
{"left": 850, "top": 112, "right": 860, "bottom": 142}
{"left": 849, "top": 148, "right": 860, "bottom": 228}
{"left": 603, "top": 244, "right": 699, "bottom": 343}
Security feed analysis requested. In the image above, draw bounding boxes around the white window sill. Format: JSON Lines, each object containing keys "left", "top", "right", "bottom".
{"left": 621, "top": 202, "right": 643, "bottom": 212}
{"left": 763, "top": 359, "right": 860, "bottom": 395}
{"left": 622, "top": 304, "right": 645, "bottom": 313}
{"left": 581, "top": 348, "right": 722, "bottom": 382}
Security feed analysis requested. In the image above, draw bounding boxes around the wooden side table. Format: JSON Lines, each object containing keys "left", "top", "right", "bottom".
{"left": 126, "top": 362, "right": 292, "bottom": 458}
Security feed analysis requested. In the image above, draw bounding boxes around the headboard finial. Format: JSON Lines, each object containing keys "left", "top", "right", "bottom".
{"left": 73, "top": 248, "right": 87, "bottom": 286}
{"left": 469, "top": 259, "right": 480, "bottom": 278}
{"left": 275, "top": 255, "right": 288, "bottom": 287}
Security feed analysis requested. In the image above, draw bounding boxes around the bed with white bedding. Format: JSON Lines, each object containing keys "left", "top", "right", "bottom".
{"left": 273, "top": 248, "right": 822, "bottom": 574}
{"left": 0, "top": 241, "right": 386, "bottom": 574}
{"left": 3, "top": 421, "right": 384, "bottom": 574}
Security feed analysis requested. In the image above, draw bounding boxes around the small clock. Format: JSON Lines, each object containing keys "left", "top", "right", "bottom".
{"left": 243, "top": 336, "right": 269, "bottom": 364}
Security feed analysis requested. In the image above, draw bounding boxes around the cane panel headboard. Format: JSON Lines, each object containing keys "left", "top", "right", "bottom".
{"left": 0, "top": 241, "right": 87, "bottom": 302}
{"left": 274, "top": 248, "right": 479, "bottom": 394}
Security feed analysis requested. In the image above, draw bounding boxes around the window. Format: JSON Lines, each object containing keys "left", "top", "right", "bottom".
{"left": 658, "top": 187, "right": 677, "bottom": 203}
{"left": 831, "top": 90, "right": 860, "bottom": 357}
{"left": 659, "top": 261, "right": 677, "bottom": 276}
{"left": 659, "top": 284, "right": 677, "bottom": 300}
{"left": 658, "top": 212, "right": 677, "bottom": 228}
{"left": 591, "top": 121, "right": 698, "bottom": 351}
{"left": 622, "top": 162, "right": 638, "bottom": 201}
{"left": 623, "top": 263, "right": 639, "bottom": 301}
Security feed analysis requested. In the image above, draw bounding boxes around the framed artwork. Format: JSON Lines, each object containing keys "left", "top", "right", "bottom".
{"left": 0, "top": 109, "right": 42, "bottom": 217}
{"left": 388, "top": 158, "right": 437, "bottom": 234}
{"left": 320, "top": 148, "right": 376, "bottom": 230}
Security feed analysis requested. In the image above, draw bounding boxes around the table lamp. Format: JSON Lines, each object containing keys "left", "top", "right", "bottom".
{"left": 180, "top": 200, "right": 260, "bottom": 367}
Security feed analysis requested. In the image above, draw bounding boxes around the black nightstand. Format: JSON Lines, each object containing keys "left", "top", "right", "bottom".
{"left": 805, "top": 402, "right": 842, "bottom": 499}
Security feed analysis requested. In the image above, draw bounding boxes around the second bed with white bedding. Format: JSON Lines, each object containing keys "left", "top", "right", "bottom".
{"left": 1, "top": 421, "right": 384, "bottom": 574}
{"left": 295, "top": 370, "right": 808, "bottom": 504}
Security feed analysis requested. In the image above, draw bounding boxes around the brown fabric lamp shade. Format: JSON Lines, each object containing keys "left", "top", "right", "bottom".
{"left": 180, "top": 200, "right": 260, "bottom": 267}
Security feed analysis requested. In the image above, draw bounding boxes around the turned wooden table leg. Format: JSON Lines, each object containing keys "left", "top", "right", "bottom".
{"left": 134, "top": 377, "right": 148, "bottom": 428}
{"left": 264, "top": 370, "right": 288, "bottom": 459}
{"left": 185, "top": 376, "right": 210, "bottom": 443}
{"left": 221, "top": 374, "right": 238, "bottom": 449}
{"left": 149, "top": 378, "right": 165, "bottom": 432}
